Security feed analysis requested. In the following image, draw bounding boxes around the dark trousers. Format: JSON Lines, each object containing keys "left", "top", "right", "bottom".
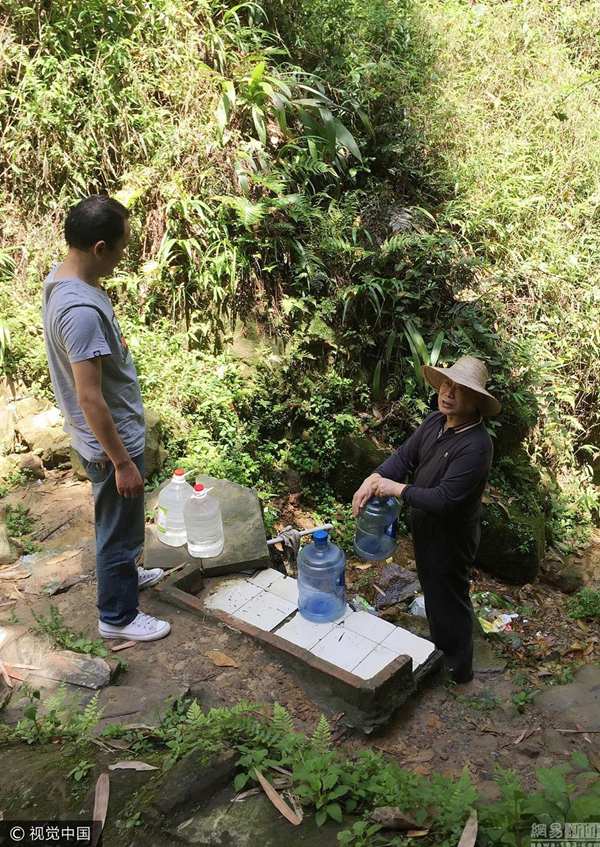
{"left": 77, "top": 451, "right": 144, "bottom": 626}
{"left": 410, "top": 509, "right": 476, "bottom": 677}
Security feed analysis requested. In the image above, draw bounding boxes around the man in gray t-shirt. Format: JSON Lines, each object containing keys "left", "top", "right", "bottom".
{"left": 42, "top": 195, "right": 170, "bottom": 642}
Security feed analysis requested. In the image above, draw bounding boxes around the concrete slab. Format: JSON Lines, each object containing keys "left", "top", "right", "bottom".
{"left": 234, "top": 592, "right": 296, "bottom": 631}
{"left": 145, "top": 475, "right": 270, "bottom": 577}
{"left": 274, "top": 616, "right": 336, "bottom": 651}
{"left": 381, "top": 627, "right": 436, "bottom": 670}
{"left": 339, "top": 610, "right": 397, "bottom": 643}
{"left": 157, "top": 572, "right": 443, "bottom": 732}
{"left": 204, "top": 579, "right": 263, "bottom": 615}
{"left": 353, "top": 645, "right": 399, "bottom": 680}
{"left": 310, "top": 627, "right": 376, "bottom": 672}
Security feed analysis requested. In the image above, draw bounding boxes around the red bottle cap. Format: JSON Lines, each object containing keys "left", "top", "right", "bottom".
{"left": 194, "top": 483, "right": 205, "bottom": 492}
{"left": 174, "top": 468, "right": 185, "bottom": 476}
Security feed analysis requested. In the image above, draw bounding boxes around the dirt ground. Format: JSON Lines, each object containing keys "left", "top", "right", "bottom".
{"left": 2, "top": 470, "right": 600, "bottom": 802}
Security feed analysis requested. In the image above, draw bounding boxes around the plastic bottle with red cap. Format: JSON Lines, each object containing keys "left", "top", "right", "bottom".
{"left": 184, "top": 483, "right": 224, "bottom": 558}
{"left": 156, "top": 468, "right": 194, "bottom": 546}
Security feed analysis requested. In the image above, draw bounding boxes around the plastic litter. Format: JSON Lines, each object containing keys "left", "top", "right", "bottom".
{"left": 409, "top": 594, "right": 427, "bottom": 618}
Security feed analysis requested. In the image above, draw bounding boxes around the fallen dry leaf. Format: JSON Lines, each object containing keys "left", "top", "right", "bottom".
{"left": 206, "top": 650, "right": 239, "bottom": 668}
{"left": 426, "top": 714, "right": 443, "bottom": 731}
{"left": 458, "top": 809, "right": 478, "bottom": 847}
{"left": 108, "top": 761, "right": 158, "bottom": 772}
{"left": 406, "top": 830, "right": 429, "bottom": 838}
{"left": 91, "top": 773, "right": 110, "bottom": 847}
{"left": 254, "top": 769, "right": 302, "bottom": 826}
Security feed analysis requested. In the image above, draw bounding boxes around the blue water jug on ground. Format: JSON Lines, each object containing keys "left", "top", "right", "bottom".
{"left": 353, "top": 496, "right": 400, "bottom": 560}
{"left": 298, "top": 529, "right": 346, "bottom": 623}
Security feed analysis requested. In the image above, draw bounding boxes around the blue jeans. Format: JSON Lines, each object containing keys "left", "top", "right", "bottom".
{"left": 78, "top": 451, "right": 144, "bottom": 626}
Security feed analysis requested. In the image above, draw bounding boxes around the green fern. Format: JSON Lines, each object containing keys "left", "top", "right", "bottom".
{"left": 186, "top": 701, "right": 205, "bottom": 724}
{"left": 311, "top": 715, "right": 332, "bottom": 753}
{"left": 271, "top": 703, "right": 294, "bottom": 736}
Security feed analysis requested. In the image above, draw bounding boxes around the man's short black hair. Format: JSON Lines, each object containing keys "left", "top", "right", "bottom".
{"left": 64, "top": 195, "right": 129, "bottom": 250}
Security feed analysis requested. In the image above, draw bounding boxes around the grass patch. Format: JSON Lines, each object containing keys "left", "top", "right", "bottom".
{"left": 31, "top": 606, "right": 108, "bottom": 658}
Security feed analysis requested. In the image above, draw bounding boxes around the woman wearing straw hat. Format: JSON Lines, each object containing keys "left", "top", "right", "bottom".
{"left": 352, "top": 356, "right": 501, "bottom": 684}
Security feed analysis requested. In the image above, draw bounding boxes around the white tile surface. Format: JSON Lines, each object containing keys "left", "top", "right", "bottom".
{"left": 248, "top": 568, "right": 285, "bottom": 590}
{"left": 340, "top": 610, "right": 397, "bottom": 644}
{"left": 275, "top": 613, "right": 336, "bottom": 650}
{"left": 310, "top": 627, "right": 375, "bottom": 672}
{"left": 204, "top": 579, "right": 263, "bottom": 614}
{"left": 267, "top": 577, "right": 299, "bottom": 605}
{"left": 381, "top": 627, "right": 435, "bottom": 670}
{"left": 234, "top": 592, "right": 297, "bottom": 631}
{"left": 352, "top": 645, "right": 400, "bottom": 680}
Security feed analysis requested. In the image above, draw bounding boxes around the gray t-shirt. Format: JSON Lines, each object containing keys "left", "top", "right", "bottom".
{"left": 42, "top": 268, "right": 145, "bottom": 462}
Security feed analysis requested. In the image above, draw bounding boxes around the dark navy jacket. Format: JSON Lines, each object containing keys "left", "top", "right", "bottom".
{"left": 376, "top": 411, "right": 493, "bottom": 566}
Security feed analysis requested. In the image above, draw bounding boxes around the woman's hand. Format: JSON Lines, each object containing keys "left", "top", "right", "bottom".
{"left": 352, "top": 474, "right": 381, "bottom": 517}
{"left": 373, "top": 478, "right": 406, "bottom": 499}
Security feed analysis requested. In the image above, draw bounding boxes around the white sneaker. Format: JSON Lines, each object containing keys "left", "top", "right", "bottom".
{"left": 98, "top": 611, "right": 171, "bottom": 642}
{"left": 138, "top": 566, "right": 164, "bottom": 590}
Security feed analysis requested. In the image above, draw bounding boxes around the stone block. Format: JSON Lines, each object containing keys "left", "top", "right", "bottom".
{"left": 14, "top": 406, "right": 70, "bottom": 467}
{"left": 478, "top": 500, "right": 545, "bottom": 584}
{"left": 535, "top": 664, "right": 600, "bottom": 731}
{"left": 95, "top": 680, "right": 190, "bottom": 733}
{"left": 145, "top": 474, "right": 270, "bottom": 577}
{"left": 158, "top": 571, "right": 442, "bottom": 732}
{"left": 154, "top": 750, "right": 237, "bottom": 815}
{"left": 0, "top": 628, "right": 110, "bottom": 690}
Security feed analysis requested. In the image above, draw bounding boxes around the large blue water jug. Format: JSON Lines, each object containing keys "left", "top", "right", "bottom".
{"left": 353, "top": 496, "right": 400, "bottom": 560}
{"left": 297, "top": 529, "right": 346, "bottom": 623}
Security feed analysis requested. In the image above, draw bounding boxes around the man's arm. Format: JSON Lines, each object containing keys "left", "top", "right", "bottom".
{"left": 71, "top": 358, "right": 143, "bottom": 498}
{"left": 352, "top": 413, "right": 435, "bottom": 516}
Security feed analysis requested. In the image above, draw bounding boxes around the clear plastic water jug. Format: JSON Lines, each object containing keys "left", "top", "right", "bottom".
{"left": 298, "top": 529, "right": 346, "bottom": 623}
{"left": 184, "top": 483, "right": 225, "bottom": 558}
{"left": 353, "top": 496, "right": 400, "bottom": 560}
{"left": 156, "top": 468, "right": 194, "bottom": 546}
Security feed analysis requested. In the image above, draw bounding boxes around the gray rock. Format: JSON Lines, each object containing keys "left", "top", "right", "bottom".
{"left": 174, "top": 794, "right": 340, "bottom": 846}
{"left": 95, "top": 680, "right": 190, "bottom": 733}
{"left": 535, "top": 664, "right": 600, "bottom": 730}
{"left": 0, "top": 627, "right": 111, "bottom": 690}
{"left": 68, "top": 447, "right": 89, "bottom": 482}
{"left": 478, "top": 500, "right": 545, "bottom": 584}
{"left": 0, "top": 504, "right": 19, "bottom": 565}
{"left": 15, "top": 405, "right": 70, "bottom": 467}
{"left": 154, "top": 750, "right": 237, "bottom": 815}
{"left": 144, "top": 407, "right": 167, "bottom": 479}
{"left": 18, "top": 452, "right": 45, "bottom": 480}
{"left": 12, "top": 396, "right": 52, "bottom": 420}
{"left": 145, "top": 475, "right": 269, "bottom": 577}
{"left": 329, "top": 434, "right": 389, "bottom": 501}
{"left": 0, "top": 404, "right": 15, "bottom": 453}
{"left": 473, "top": 633, "right": 507, "bottom": 674}
{"left": 540, "top": 558, "right": 584, "bottom": 594}
{"left": 375, "top": 564, "right": 420, "bottom": 609}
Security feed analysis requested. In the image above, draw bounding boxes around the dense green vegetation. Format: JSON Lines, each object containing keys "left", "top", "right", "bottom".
{"left": 0, "top": 0, "right": 598, "bottom": 550}
{"left": 4, "top": 691, "right": 600, "bottom": 845}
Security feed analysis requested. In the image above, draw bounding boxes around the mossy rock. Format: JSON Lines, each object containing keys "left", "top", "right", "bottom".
{"left": 478, "top": 501, "right": 545, "bottom": 584}
{"left": 329, "top": 434, "right": 389, "bottom": 501}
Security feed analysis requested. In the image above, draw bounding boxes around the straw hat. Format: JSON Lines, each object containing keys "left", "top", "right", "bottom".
{"left": 422, "top": 356, "right": 501, "bottom": 416}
